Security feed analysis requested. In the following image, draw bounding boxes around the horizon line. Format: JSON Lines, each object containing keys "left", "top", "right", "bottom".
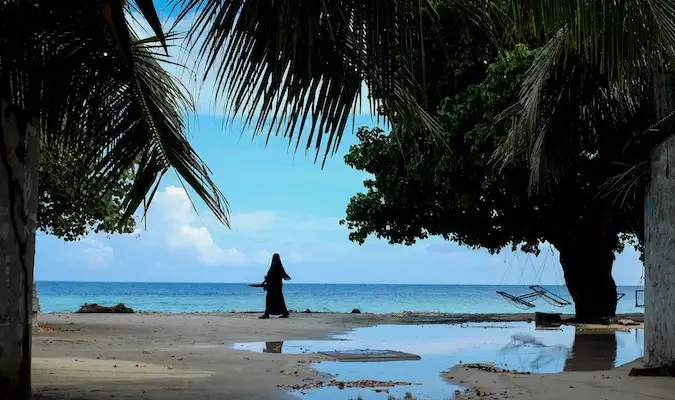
{"left": 34, "top": 280, "right": 643, "bottom": 286}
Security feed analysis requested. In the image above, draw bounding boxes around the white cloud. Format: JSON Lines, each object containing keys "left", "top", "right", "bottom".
{"left": 228, "top": 211, "right": 341, "bottom": 234}
{"left": 154, "top": 186, "right": 247, "bottom": 266}
{"left": 75, "top": 238, "right": 114, "bottom": 268}
{"left": 148, "top": 185, "right": 332, "bottom": 266}
{"left": 286, "top": 251, "right": 308, "bottom": 263}
{"left": 253, "top": 250, "right": 274, "bottom": 265}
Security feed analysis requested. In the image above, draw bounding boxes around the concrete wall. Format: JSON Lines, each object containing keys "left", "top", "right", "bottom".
{"left": 644, "top": 134, "right": 675, "bottom": 366}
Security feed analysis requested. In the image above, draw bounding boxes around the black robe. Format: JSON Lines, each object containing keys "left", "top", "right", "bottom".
{"left": 264, "top": 261, "right": 291, "bottom": 315}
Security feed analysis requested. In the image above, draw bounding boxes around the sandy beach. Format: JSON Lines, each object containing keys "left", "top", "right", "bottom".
{"left": 445, "top": 357, "right": 675, "bottom": 400}
{"left": 31, "top": 312, "right": 665, "bottom": 400}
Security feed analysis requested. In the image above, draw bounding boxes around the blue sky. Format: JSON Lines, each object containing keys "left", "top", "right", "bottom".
{"left": 33, "top": 7, "right": 644, "bottom": 285}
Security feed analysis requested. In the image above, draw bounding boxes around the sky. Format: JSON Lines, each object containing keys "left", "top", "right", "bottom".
{"left": 33, "top": 6, "right": 644, "bottom": 285}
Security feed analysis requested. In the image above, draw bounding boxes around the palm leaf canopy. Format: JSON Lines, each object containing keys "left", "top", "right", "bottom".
{"left": 481, "top": 0, "right": 675, "bottom": 191}
{"left": 0, "top": 0, "right": 229, "bottom": 226}
{"left": 170, "top": 0, "right": 442, "bottom": 164}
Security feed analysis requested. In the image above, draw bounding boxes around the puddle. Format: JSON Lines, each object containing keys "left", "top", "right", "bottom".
{"left": 231, "top": 322, "right": 644, "bottom": 399}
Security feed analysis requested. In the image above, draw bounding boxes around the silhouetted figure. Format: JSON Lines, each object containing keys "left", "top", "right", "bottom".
{"left": 259, "top": 253, "right": 291, "bottom": 319}
{"left": 564, "top": 330, "right": 617, "bottom": 371}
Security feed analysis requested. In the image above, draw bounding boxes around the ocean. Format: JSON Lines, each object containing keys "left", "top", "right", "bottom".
{"left": 36, "top": 282, "right": 644, "bottom": 315}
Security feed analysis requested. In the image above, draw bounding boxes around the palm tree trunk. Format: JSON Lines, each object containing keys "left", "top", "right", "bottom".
{"left": 0, "top": 98, "right": 40, "bottom": 400}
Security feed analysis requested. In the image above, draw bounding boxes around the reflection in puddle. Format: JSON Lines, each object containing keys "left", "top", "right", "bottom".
{"left": 231, "top": 322, "right": 643, "bottom": 399}
{"left": 564, "top": 331, "right": 616, "bottom": 371}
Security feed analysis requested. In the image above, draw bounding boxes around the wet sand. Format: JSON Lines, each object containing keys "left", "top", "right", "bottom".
{"left": 33, "top": 312, "right": 649, "bottom": 400}
{"left": 445, "top": 358, "right": 675, "bottom": 400}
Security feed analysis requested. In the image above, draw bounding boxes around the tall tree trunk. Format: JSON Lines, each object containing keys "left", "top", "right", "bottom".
{"left": 559, "top": 243, "right": 617, "bottom": 323}
{"left": 644, "top": 136, "right": 675, "bottom": 367}
{"left": 643, "top": 71, "right": 675, "bottom": 368}
{"left": 556, "top": 207, "right": 618, "bottom": 323}
{"left": 0, "top": 99, "right": 40, "bottom": 400}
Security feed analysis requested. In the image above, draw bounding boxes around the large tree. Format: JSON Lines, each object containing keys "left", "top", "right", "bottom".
{"left": 489, "top": 0, "right": 675, "bottom": 368}
{"left": 342, "top": 44, "right": 650, "bottom": 322}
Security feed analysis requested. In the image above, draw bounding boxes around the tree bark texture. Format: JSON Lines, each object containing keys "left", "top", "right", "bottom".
{"left": 644, "top": 133, "right": 675, "bottom": 367}
{"left": 559, "top": 245, "right": 617, "bottom": 323}
{"left": 556, "top": 209, "right": 618, "bottom": 323}
{"left": 0, "top": 99, "right": 40, "bottom": 400}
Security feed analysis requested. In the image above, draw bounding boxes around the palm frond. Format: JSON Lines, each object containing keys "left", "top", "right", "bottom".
{"left": 507, "top": 0, "right": 675, "bottom": 80}
{"left": 487, "top": 0, "right": 675, "bottom": 191}
{"left": 493, "top": 29, "right": 651, "bottom": 192}
{"left": 170, "top": 0, "right": 441, "bottom": 164}
{"left": 1, "top": 0, "right": 229, "bottom": 227}
{"left": 492, "top": 27, "right": 574, "bottom": 189}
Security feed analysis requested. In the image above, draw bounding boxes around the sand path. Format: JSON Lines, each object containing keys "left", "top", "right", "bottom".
{"left": 32, "top": 312, "right": 405, "bottom": 399}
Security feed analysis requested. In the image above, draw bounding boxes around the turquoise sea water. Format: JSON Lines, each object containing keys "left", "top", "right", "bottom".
{"left": 36, "top": 282, "right": 644, "bottom": 314}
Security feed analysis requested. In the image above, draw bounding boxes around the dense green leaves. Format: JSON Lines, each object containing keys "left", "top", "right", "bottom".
{"left": 495, "top": 0, "right": 674, "bottom": 190}
{"left": 343, "top": 42, "right": 645, "bottom": 256}
{"left": 38, "top": 143, "right": 135, "bottom": 241}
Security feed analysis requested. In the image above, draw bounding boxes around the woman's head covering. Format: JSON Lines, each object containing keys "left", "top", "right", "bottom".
{"left": 267, "top": 253, "right": 291, "bottom": 281}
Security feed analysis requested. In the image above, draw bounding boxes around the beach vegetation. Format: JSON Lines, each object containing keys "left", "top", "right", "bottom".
{"left": 38, "top": 142, "right": 136, "bottom": 240}
{"left": 495, "top": 0, "right": 675, "bottom": 370}
{"left": 346, "top": 0, "right": 675, "bottom": 369}
{"left": 342, "top": 1, "right": 650, "bottom": 322}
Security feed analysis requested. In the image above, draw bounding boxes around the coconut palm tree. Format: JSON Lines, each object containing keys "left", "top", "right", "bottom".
{"left": 487, "top": 0, "right": 675, "bottom": 368}
{"left": 0, "top": 1, "right": 436, "bottom": 398}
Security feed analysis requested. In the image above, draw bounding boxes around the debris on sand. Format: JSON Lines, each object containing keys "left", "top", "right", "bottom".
{"left": 616, "top": 318, "right": 640, "bottom": 326}
{"left": 459, "top": 363, "right": 531, "bottom": 375}
{"left": 278, "top": 379, "right": 418, "bottom": 391}
{"left": 76, "top": 302, "right": 135, "bottom": 313}
{"left": 37, "top": 323, "right": 65, "bottom": 332}
{"left": 462, "top": 364, "right": 505, "bottom": 373}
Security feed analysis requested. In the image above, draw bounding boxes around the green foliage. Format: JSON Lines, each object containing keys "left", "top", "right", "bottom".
{"left": 38, "top": 142, "right": 135, "bottom": 241}
{"left": 493, "top": 1, "right": 666, "bottom": 190}
{"left": 342, "top": 41, "right": 645, "bottom": 255}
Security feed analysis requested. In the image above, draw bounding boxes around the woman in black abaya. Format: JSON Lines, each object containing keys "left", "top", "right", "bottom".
{"left": 260, "top": 253, "right": 291, "bottom": 319}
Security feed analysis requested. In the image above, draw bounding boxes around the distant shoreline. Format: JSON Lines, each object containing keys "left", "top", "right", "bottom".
{"left": 40, "top": 310, "right": 645, "bottom": 324}
{"left": 36, "top": 282, "right": 645, "bottom": 315}
{"left": 36, "top": 281, "right": 645, "bottom": 286}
